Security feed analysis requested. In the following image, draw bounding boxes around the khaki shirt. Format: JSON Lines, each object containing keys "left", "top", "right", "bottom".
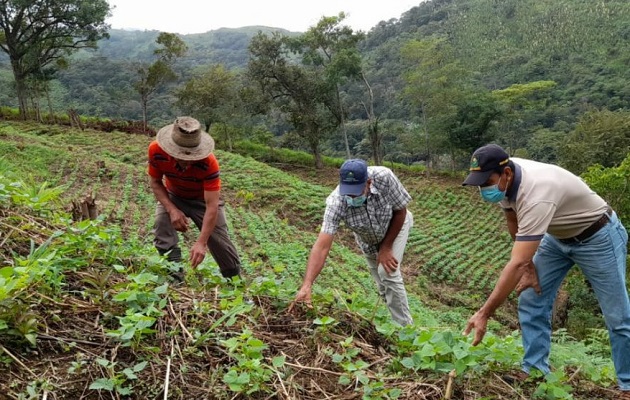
{"left": 499, "top": 158, "right": 608, "bottom": 241}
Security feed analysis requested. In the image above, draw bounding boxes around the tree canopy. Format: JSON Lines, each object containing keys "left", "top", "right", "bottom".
{"left": 0, "top": 0, "right": 110, "bottom": 117}
{"left": 1, "top": 0, "right": 629, "bottom": 172}
{"left": 133, "top": 32, "right": 187, "bottom": 132}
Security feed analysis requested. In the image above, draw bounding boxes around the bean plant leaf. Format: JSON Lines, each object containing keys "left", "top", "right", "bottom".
{"left": 89, "top": 378, "right": 115, "bottom": 391}
{"left": 272, "top": 356, "right": 285, "bottom": 368}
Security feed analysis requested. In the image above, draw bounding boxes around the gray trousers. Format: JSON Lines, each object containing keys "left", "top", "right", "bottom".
{"left": 365, "top": 211, "right": 414, "bottom": 326}
{"left": 153, "top": 193, "right": 241, "bottom": 278}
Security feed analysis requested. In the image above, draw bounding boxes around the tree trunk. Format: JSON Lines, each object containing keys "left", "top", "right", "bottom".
{"left": 336, "top": 87, "right": 351, "bottom": 159}
{"left": 30, "top": 89, "right": 42, "bottom": 123}
{"left": 314, "top": 149, "right": 323, "bottom": 169}
{"left": 45, "top": 85, "right": 56, "bottom": 124}
{"left": 141, "top": 95, "right": 149, "bottom": 135}
{"left": 68, "top": 109, "right": 84, "bottom": 130}
{"left": 224, "top": 124, "right": 233, "bottom": 152}
{"left": 361, "top": 73, "right": 382, "bottom": 165}
{"left": 309, "top": 137, "right": 323, "bottom": 169}
{"left": 369, "top": 119, "right": 382, "bottom": 165}
{"left": 10, "top": 60, "right": 29, "bottom": 119}
{"left": 421, "top": 103, "right": 431, "bottom": 177}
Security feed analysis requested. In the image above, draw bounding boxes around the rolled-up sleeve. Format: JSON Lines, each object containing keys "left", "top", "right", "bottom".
{"left": 320, "top": 192, "right": 345, "bottom": 235}
{"left": 384, "top": 170, "right": 411, "bottom": 210}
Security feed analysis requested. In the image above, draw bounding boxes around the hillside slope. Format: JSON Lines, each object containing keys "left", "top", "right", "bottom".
{"left": 0, "top": 121, "right": 620, "bottom": 399}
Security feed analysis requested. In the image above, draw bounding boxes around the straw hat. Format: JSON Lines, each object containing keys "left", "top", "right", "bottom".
{"left": 156, "top": 117, "right": 215, "bottom": 160}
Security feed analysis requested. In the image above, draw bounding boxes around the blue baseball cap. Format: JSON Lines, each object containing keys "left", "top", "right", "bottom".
{"left": 339, "top": 159, "right": 368, "bottom": 196}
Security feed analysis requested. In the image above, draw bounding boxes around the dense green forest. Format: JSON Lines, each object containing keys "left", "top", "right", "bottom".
{"left": 1, "top": 0, "right": 629, "bottom": 170}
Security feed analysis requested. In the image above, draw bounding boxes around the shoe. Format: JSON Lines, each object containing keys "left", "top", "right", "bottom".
{"left": 501, "top": 370, "right": 529, "bottom": 385}
{"left": 168, "top": 270, "right": 186, "bottom": 283}
{"left": 619, "top": 390, "right": 630, "bottom": 400}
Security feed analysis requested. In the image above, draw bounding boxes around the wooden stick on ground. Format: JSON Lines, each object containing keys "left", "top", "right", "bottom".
{"left": 164, "top": 339, "right": 174, "bottom": 400}
{"left": 284, "top": 361, "right": 344, "bottom": 376}
{"left": 0, "top": 345, "right": 38, "bottom": 378}
{"left": 275, "top": 370, "right": 290, "bottom": 400}
{"left": 444, "top": 369, "right": 456, "bottom": 399}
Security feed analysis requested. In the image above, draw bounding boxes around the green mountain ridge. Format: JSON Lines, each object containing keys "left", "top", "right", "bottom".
{"left": 0, "top": 0, "right": 628, "bottom": 167}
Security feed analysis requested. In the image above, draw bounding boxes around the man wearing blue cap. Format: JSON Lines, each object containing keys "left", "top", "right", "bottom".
{"left": 461, "top": 144, "right": 630, "bottom": 397}
{"left": 289, "top": 159, "right": 414, "bottom": 326}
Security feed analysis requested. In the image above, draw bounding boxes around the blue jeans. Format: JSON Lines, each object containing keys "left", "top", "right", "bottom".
{"left": 518, "top": 212, "right": 630, "bottom": 390}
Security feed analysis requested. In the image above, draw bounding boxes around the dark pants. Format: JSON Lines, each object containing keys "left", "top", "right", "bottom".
{"left": 153, "top": 194, "right": 241, "bottom": 278}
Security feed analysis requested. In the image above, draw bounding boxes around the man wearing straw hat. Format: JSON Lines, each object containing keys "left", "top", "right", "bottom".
{"left": 148, "top": 116, "right": 241, "bottom": 280}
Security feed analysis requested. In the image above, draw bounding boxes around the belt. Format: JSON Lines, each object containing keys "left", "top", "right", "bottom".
{"left": 558, "top": 207, "right": 613, "bottom": 244}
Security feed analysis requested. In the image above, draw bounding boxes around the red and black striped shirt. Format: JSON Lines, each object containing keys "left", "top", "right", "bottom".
{"left": 148, "top": 141, "right": 220, "bottom": 199}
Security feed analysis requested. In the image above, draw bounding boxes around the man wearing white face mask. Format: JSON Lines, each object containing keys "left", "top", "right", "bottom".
{"left": 289, "top": 159, "right": 414, "bottom": 326}
{"left": 461, "top": 144, "right": 630, "bottom": 397}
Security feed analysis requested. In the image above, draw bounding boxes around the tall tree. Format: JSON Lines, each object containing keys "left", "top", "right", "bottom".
{"left": 0, "top": 0, "right": 110, "bottom": 119}
{"left": 294, "top": 13, "right": 364, "bottom": 159}
{"left": 492, "top": 80, "right": 557, "bottom": 154}
{"left": 176, "top": 64, "right": 250, "bottom": 150}
{"left": 248, "top": 32, "right": 339, "bottom": 168}
{"left": 176, "top": 64, "right": 239, "bottom": 131}
{"left": 559, "top": 109, "right": 630, "bottom": 175}
{"left": 360, "top": 71, "right": 383, "bottom": 164}
{"left": 133, "top": 32, "right": 187, "bottom": 133}
{"left": 401, "top": 37, "right": 468, "bottom": 172}
{"left": 446, "top": 91, "right": 500, "bottom": 160}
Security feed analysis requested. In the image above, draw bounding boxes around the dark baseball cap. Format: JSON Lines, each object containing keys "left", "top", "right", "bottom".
{"left": 339, "top": 159, "right": 368, "bottom": 196}
{"left": 462, "top": 144, "right": 509, "bottom": 186}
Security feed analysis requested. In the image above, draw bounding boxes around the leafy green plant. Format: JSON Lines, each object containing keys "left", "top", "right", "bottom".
{"left": 532, "top": 370, "right": 573, "bottom": 400}
{"left": 79, "top": 267, "right": 113, "bottom": 304}
{"left": 104, "top": 271, "right": 169, "bottom": 347}
{"left": 1, "top": 303, "right": 38, "bottom": 346}
{"left": 89, "top": 358, "right": 148, "bottom": 396}
{"left": 327, "top": 336, "right": 370, "bottom": 386}
{"left": 236, "top": 189, "right": 255, "bottom": 206}
{"left": 112, "top": 272, "right": 168, "bottom": 311}
{"left": 221, "top": 329, "right": 276, "bottom": 395}
{"left": 313, "top": 315, "right": 338, "bottom": 337}
{"left": 395, "top": 328, "right": 521, "bottom": 377}
{"left": 16, "top": 378, "right": 53, "bottom": 400}
{"left": 107, "top": 310, "right": 158, "bottom": 346}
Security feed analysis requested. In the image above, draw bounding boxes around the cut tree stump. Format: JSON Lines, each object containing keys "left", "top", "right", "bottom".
{"left": 67, "top": 109, "right": 84, "bottom": 131}
{"left": 72, "top": 194, "right": 98, "bottom": 221}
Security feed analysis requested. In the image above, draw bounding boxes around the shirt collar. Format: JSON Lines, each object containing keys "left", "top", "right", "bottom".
{"left": 506, "top": 160, "right": 521, "bottom": 201}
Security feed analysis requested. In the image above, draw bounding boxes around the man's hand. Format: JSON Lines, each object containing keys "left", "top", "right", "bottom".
{"left": 169, "top": 208, "right": 189, "bottom": 232}
{"left": 377, "top": 247, "right": 399, "bottom": 275}
{"left": 463, "top": 310, "right": 489, "bottom": 346}
{"left": 515, "top": 262, "right": 541, "bottom": 296}
{"left": 189, "top": 241, "right": 206, "bottom": 268}
{"left": 288, "top": 286, "right": 313, "bottom": 313}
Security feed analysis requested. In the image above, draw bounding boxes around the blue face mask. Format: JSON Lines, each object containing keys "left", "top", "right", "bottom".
{"left": 345, "top": 195, "right": 367, "bottom": 207}
{"left": 480, "top": 176, "right": 506, "bottom": 203}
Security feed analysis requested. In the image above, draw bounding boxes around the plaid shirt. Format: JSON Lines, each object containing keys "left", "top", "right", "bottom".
{"left": 321, "top": 166, "right": 412, "bottom": 255}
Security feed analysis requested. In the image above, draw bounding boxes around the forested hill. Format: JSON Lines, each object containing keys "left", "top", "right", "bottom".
{"left": 91, "top": 26, "right": 297, "bottom": 68}
{"left": 362, "top": 0, "right": 630, "bottom": 113}
{"left": 0, "top": 0, "right": 628, "bottom": 170}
